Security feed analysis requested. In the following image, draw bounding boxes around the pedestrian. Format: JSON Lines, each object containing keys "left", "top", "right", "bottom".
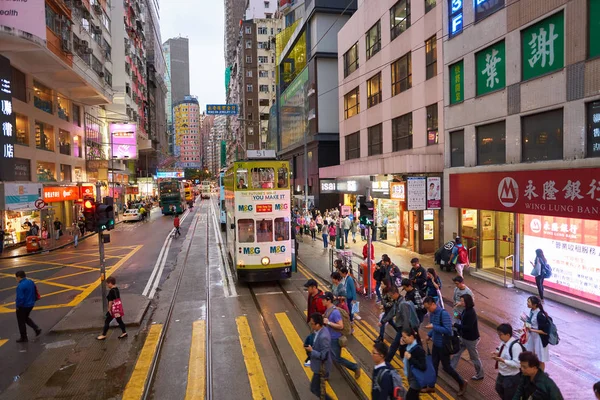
{"left": 78, "top": 217, "right": 85, "bottom": 236}
{"left": 360, "top": 222, "right": 366, "bottom": 241}
{"left": 375, "top": 281, "right": 395, "bottom": 343}
{"left": 53, "top": 218, "right": 62, "bottom": 240}
{"left": 373, "top": 256, "right": 386, "bottom": 303}
{"left": 452, "top": 276, "right": 474, "bottom": 323}
{"left": 492, "top": 323, "right": 524, "bottom": 400}
{"left": 402, "top": 328, "right": 428, "bottom": 400}
{"left": 381, "top": 254, "right": 401, "bottom": 288}
{"left": 450, "top": 293, "right": 484, "bottom": 381}
{"left": 514, "top": 351, "right": 563, "bottom": 399}
{"left": 340, "top": 267, "right": 356, "bottom": 323}
{"left": 316, "top": 213, "right": 323, "bottom": 233}
{"left": 309, "top": 218, "right": 317, "bottom": 241}
{"left": 382, "top": 286, "right": 421, "bottom": 363}
{"left": 97, "top": 276, "right": 127, "bottom": 340}
{"left": 330, "top": 272, "right": 349, "bottom": 314}
{"left": 30, "top": 221, "right": 40, "bottom": 237}
{"left": 342, "top": 215, "right": 351, "bottom": 245}
{"left": 401, "top": 279, "right": 426, "bottom": 322}
{"left": 362, "top": 241, "right": 375, "bottom": 262}
{"left": 328, "top": 223, "right": 336, "bottom": 248}
{"left": 350, "top": 217, "right": 358, "bottom": 243}
{"left": 304, "top": 279, "right": 326, "bottom": 323}
{"left": 14, "top": 271, "right": 41, "bottom": 342}
{"left": 322, "top": 292, "right": 361, "bottom": 379}
{"left": 22, "top": 218, "right": 32, "bottom": 236}
{"left": 451, "top": 237, "right": 470, "bottom": 277}
{"left": 0, "top": 224, "right": 5, "bottom": 254}
{"left": 594, "top": 381, "right": 600, "bottom": 399}
{"left": 408, "top": 258, "right": 427, "bottom": 295}
{"left": 371, "top": 341, "right": 401, "bottom": 400}
{"left": 530, "top": 249, "right": 548, "bottom": 302}
{"left": 425, "top": 268, "right": 443, "bottom": 304}
{"left": 306, "top": 313, "right": 333, "bottom": 400}
{"left": 524, "top": 296, "right": 550, "bottom": 371}
{"left": 423, "top": 296, "right": 467, "bottom": 395}
{"left": 71, "top": 222, "right": 79, "bottom": 248}
{"left": 174, "top": 214, "right": 181, "bottom": 237}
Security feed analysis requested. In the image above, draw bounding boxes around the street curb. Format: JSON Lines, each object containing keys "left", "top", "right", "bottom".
{"left": 0, "top": 220, "right": 124, "bottom": 260}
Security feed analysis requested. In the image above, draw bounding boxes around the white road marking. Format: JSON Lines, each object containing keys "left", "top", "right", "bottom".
{"left": 211, "top": 198, "right": 237, "bottom": 297}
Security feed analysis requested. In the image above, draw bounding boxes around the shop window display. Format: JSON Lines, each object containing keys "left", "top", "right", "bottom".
{"left": 377, "top": 199, "right": 402, "bottom": 247}
{"left": 3, "top": 210, "right": 41, "bottom": 245}
{"left": 37, "top": 161, "right": 57, "bottom": 182}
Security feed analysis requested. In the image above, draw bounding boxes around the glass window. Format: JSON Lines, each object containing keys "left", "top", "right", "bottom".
{"left": 426, "top": 104, "right": 438, "bottom": 145}
{"left": 366, "top": 21, "right": 381, "bottom": 60}
{"left": 33, "top": 81, "right": 53, "bottom": 114}
{"left": 477, "top": 121, "right": 506, "bottom": 165}
{"left": 237, "top": 169, "right": 249, "bottom": 189}
{"left": 251, "top": 167, "right": 275, "bottom": 189}
{"left": 345, "top": 132, "right": 360, "bottom": 160}
{"left": 246, "top": 40, "right": 252, "bottom": 49}
{"left": 425, "top": 0, "right": 436, "bottom": 13}
{"left": 12, "top": 68, "right": 26, "bottom": 102}
{"left": 390, "top": 0, "right": 410, "bottom": 41}
{"left": 522, "top": 109, "right": 563, "bottom": 162}
{"left": 73, "top": 104, "right": 81, "bottom": 127}
{"left": 37, "top": 161, "right": 56, "bottom": 182}
{"left": 392, "top": 113, "right": 412, "bottom": 151}
{"left": 425, "top": 36, "right": 437, "bottom": 80}
{"left": 344, "top": 87, "right": 360, "bottom": 119}
{"left": 73, "top": 135, "right": 82, "bottom": 158}
{"left": 60, "top": 164, "right": 72, "bottom": 182}
{"left": 368, "top": 124, "right": 383, "bottom": 156}
{"left": 367, "top": 73, "right": 382, "bottom": 108}
{"left": 15, "top": 114, "right": 29, "bottom": 146}
{"left": 59, "top": 129, "right": 71, "bottom": 155}
{"left": 274, "top": 217, "right": 290, "bottom": 241}
{"left": 391, "top": 52, "right": 411, "bottom": 96}
{"left": 238, "top": 219, "right": 255, "bottom": 243}
{"left": 256, "top": 219, "right": 273, "bottom": 242}
{"left": 587, "top": 101, "right": 600, "bottom": 157}
{"left": 57, "top": 95, "right": 70, "bottom": 122}
{"left": 35, "top": 121, "right": 55, "bottom": 151}
{"left": 343, "top": 43, "right": 359, "bottom": 77}
{"left": 277, "top": 167, "right": 289, "bottom": 188}
{"left": 450, "top": 130, "right": 465, "bottom": 167}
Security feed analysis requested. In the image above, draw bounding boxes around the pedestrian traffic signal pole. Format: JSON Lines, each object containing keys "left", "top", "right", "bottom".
{"left": 96, "top": 182, "right": 107, "bottom": 315}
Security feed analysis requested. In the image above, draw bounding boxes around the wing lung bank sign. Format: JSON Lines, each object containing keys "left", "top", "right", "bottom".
{"left": 450, "top": 168, "right": 600, "bottom": 220}
{"left": 524, "top": 214, "right": 600, "bottom": 304}
{"left": 0, "top": 0, "right": 46, "bottom": 40}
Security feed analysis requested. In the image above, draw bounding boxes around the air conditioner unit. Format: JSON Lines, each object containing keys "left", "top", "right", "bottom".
{"left": 92, "top": 25, "right": 102, "bottom": 34}
{"left": 80, "top": 40, "right": 89, "bottom": 47}
{"left": 98, "top": 71, "right": 105, "bottom": 78}
{"left": 84, "top": 48, "right": 93, "bottom": 54}
{"left": 61, "top": 39, "right": 73, "bottom": 53}
{"left": 93, "top": 4, "right": 102, "bottom": 14}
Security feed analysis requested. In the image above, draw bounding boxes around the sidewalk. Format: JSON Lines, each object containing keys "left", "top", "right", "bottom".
{"left": 0, "top": 231, "right": 94, "bottom": 259}
{"left": 297, "top": 235, "right": 600, "bottom": 399}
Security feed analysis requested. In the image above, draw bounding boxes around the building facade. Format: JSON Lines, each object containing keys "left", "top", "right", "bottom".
{"left": 442, "top": 0, "right": 600, "bottom": 310}
{"left": 173, "top": 96, "right": 201, "bottom": 168}
{"left": 163, "top": 37, "right": 190, "bottom": 156}
{"left": 319, "top": 0, "right": 444, "bottom": 253}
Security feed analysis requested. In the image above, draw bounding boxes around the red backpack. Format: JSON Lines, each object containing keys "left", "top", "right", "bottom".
{"left": 458, "top": 246, "right": 469, "bottom": 264}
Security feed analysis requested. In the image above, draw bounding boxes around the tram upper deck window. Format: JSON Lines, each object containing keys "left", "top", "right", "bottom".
{"left": 277, "top": 167, "right": 289, "bottom": 188}
{"left": 251, "top": 168, "right": 274, "bottom": 189}
{"left": 274, "top": 217, "right": 290, "bottom": 241}
{"left": 238, "top": 219, "right": 255, "bottom": 242}
{"left": 256, "top": 219, "right": 273, "bottom": 243}
{"left": 237, "top": 169, "right": 248, "bottom": 189}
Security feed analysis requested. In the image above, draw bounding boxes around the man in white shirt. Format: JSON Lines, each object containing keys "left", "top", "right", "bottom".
{"left": 492, "top": 323, "right": 524, "bottom": 400}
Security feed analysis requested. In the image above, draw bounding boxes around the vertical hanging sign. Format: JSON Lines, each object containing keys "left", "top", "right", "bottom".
{"left": 449, "top": 60, "right": 464, "bottom": 104}
{"left": 0, "top": 55, "right": 15, "bottom": 181}
{"left": 449, "top": 0, "right": 464, "bottom": 38}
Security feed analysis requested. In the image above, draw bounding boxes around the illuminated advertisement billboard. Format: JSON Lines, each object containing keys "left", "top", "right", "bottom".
{"left": 157, "top": 170, "right": 184, "bottom": 179}
{"left": 524, "top": 214, "right": 600, "bottom": 304}
{"left": 110, "top": 123, "right": 137, "bottom": 159}
{"left": 0, "top": 0, "right": 46, "bottom": 40}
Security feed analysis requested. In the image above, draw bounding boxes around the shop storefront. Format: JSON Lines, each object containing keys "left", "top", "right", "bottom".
{"left": 450, "top": 168, "right": 600, "bottom": 305}
{"left": 1, "top": 183, "right": 43, "bottom": 246}
{"left": 42, "top": 185, "right": 81, "bottom": 233}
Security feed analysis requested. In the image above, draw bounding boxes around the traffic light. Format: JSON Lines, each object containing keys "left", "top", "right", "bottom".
{"left": 95, "top": 197, "right": 114, "bottom": 232}
{"left": 357, "top": 195, "right": 374, "bottom": 226}
{"left": 83, "top": 199, "right": 96, "bottom": 232}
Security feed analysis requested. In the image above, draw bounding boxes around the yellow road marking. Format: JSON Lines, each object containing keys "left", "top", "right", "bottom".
{"left": 275, "top": 312, "right": 338, "bottom": 400}
{"left": 0, "top": 285, "right": 17, "bottom": 292}
{"left": 14, "top": 265, "right": 66, "bottom": 274}
{"left": 0, "top": 260, "right": 98, "bottom": 271}
{"left": 236, "top": 316, "right": 273, "bottom": 400}
{"left": 185, "top": 320, "right": 206, "bottom": 400}
{"left": 59, "top": 251, "right": 124, "bottom": 259}
{"left": 0, "top": 273, "right": 85, "bottom": 291}
{"left": 122, "top": 324, "right": 163, "bottom": 400}
{"left": 43, "top": 269, "right": 97, "bottom": 282}
{"left": 0, "top": 339, "right": 7, "bottom": 347}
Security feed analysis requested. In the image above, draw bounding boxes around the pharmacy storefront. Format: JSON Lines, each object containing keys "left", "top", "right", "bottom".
{"left": 450, "top": 168, "right": 600, "bottom": 305}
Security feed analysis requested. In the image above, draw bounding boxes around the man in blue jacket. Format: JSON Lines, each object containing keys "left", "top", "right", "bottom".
{"left": 423, "top": 296, "right": 466, "bottom": 395}
{"left": 15, "top": 270, "right": 41, "bottom": 342}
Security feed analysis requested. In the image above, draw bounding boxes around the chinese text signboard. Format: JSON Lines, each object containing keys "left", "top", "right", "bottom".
{"left": 407, "top": 177, "right": 426, "bottom": 211}
{"left": 0, "top": 55, "right": 15, "bottom": 181}
{"left": 390, "top": 182, "right": 406, "bottom": 201}
{"left": 449, "top": 61, "right": 464, "bottom": 105}
{"left": 206, "top": 104, "right": 238, "bottom": 115}
{"left": 43, "top": 186, "right": 80, "bottom": 203}
{"left": 521, "top": 11, "right": 564, "bottom": 81}
{"left": 157, "top": 170, "right": 185, "bottom": 179}
{"left": 448, "top": 0, "right": 464, "bottom": 38}
{"left": 0, "top": 0, "right": 46, "bottom": 40}
{"left": 450, "top": 168, "right": 600, "bottom": 220}
{"left": 476, "top": 40, "right": 506, "bottom": 96}
{"left": 474, "top": 0, "right": 505, "bottom": 22}
{"left": 587, "top": 101, "right": 600, "bottom": 157}
{"left": 590, "top": 0, "right": 600, "bottom": 59}
{"left": 524, "top": 214, "right": 600, "bottom": 304}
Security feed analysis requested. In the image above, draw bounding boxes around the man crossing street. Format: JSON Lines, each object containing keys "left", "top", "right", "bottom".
{"left": 14, "top": 271, "right": 41, "bottom": 343}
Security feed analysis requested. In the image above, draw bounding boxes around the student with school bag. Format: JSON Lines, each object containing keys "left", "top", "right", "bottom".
{"left": 402, "top": 328, "right": 436, "bottom": 400}
{"left": 371, "top": 341, "right": 407, "bottom": 400}
{"left": 493, "top": 323, "right": 525, "bottom": 400}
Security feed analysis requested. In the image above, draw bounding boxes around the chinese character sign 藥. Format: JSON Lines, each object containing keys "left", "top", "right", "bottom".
{"left": 476, "top": 40, "right": 506, "bottom": 96}
{"left": 450, "top": 60, "right": 464, "bottom": 104}
{"left": 206, "top": 104, "right": 239, "bottom": 115}
{"left": 0, "top": 54, "right": 15, "bottom": 181}
{"left": 522, "top": 11, "right": 564, "bottom": 81}
{"left": 449, "top": 0, "right": 464, "bottom": 38}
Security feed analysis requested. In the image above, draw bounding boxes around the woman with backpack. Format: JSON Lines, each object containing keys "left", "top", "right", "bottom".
{"left": 525, "top": 296, "right": 550, "bottom": 371}
{"left": 450, "top": 293, "right": 484, "bottom": 381}
{"left": 530, "top": 249, "right": 548, "bottom": 302}
{"left": 401, "top": 328, "right": 428, "bottom": 400}
{"left": 451, "top": 237, "right": 469, "bottom": 277}
{"left": 425, "top": 268, "right": 443, "bottom": 304}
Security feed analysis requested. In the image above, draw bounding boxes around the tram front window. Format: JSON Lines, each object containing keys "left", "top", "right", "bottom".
{"left": 237, "top": 170, "right": 248, "bottom": 189}
{"left": 257, "top": 219, "right": 273, "bottom": 243}
{"left": 277, "top": 168, "right": 289, "bottom": 188}
{"left": 251, "top": 168, "right": 275, "bottom": 189}
{"left": 238, "top": 219, "right": 255, "bottom": 242}
{"left": 274, "top": 217, "right": 290, "bottom": 241}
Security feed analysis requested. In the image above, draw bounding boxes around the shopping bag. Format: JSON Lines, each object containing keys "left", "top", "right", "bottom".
{"left": 111, "top": 298, "right": 125, "bottom": 318}
{"left": 351, "top": 301, "right": 360, "bottom": 314}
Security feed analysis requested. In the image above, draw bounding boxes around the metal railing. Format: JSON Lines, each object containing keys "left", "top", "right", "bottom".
{"left": 504, "top": 255, "right": 514, "bottom": 287}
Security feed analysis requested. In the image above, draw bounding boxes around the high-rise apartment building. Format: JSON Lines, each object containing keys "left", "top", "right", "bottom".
{"left": 225, "top": 0, "right": 248, "bottom": 67}
{"left": 173, "top": 96, "right": 201, "bottom": 168}
{"left": 163, "top": 37, "right": 190, "bottom": 155}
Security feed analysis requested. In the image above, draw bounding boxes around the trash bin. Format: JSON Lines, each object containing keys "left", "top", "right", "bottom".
{"left": 26, "top": 236, "right": 42, "bottom": 253}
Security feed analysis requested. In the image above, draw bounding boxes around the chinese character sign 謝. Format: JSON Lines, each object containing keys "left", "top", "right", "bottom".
{"left": 522, "top": 11, "right": 564, "bottom": 81}
{"left": 450, "top": 60, "right": 464, "bottom": 104}
{"left": 476, "top": 40, "right": 506, "bottom": 96}
{"left": 0, "top": 54, "right": 15, "bottom": 181}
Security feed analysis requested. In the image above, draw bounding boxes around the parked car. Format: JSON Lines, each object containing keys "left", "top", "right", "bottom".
{"left": 123, "top": 209, "right": 142, "bottom": 222}
{"left": 435, "top": 240, "right": 457, "bottom": 272}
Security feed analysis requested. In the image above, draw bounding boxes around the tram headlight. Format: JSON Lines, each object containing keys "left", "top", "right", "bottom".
{"left": 261, "top": 256, "right": 270, "bottom": 266}
{"left": 285, "top": 258, "right": 292, "bottom": 265}
{"left": 237, "top": 260, "right": 245, "bottom": 268}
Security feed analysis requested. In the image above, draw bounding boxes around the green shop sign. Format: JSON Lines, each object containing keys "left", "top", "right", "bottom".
{"left": 449, "top": 60, "right": 464, "bottom": 105}
{"left": 521, "top": 11, "right": 564, "bottom": 81}
{"left": 476, "top": 41, "right": 505, "bottom": 96}
{"left": 590, "top": 0, "right": 600, "bottom": 58}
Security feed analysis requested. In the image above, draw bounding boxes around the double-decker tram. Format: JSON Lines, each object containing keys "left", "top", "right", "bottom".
{"left": 159, "top": 180, "right": 185, "bottom": 214}
{"left": 223, "top": 160, "right": 292, "bottom": 282}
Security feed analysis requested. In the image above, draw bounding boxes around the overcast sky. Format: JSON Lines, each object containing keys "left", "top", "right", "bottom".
{"left": 159, "top": 0, "right": 226, "bottom": 112}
